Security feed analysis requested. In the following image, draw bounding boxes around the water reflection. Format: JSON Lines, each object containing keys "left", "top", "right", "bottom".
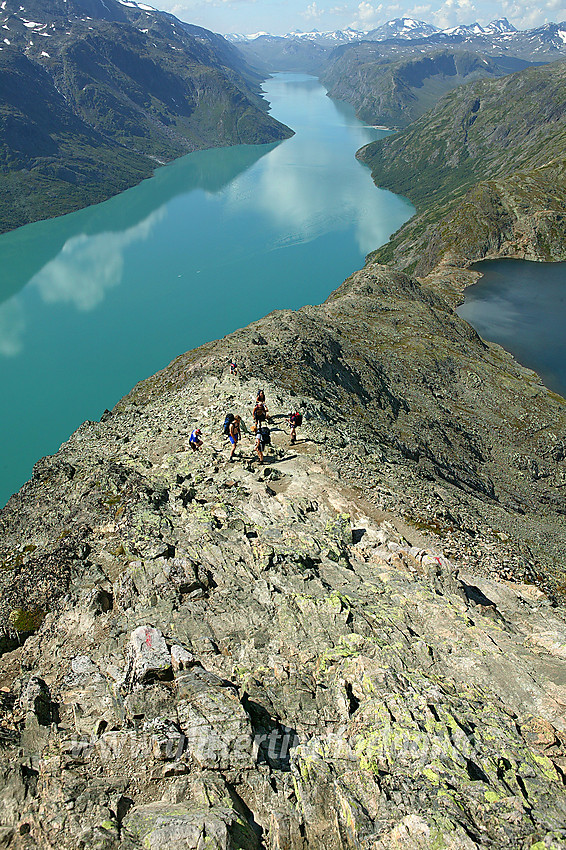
{"left": 0, "top": 143, "right": 274, "bottom": 307}
{"left": 32, "top": 209, "right": 166, "bottom": 312}
{"left": 0, "top": 299, "right": 25, "bottom": 357}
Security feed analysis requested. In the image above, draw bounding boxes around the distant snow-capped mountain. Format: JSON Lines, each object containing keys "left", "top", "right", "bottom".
{"left": 227, "top": 17, "right": 566, "bottom": 58}
{"left": 227, "top": 27, "right": 366, "bottom": 45}
{"left": 287, "top": 27, "right": 365, "bottom": 43}
{"left": 483, "top": 18, "right": 517, "bottom": 34}
{"left": 366, "top": 18, "right": 440, "bottom": 40}
{"left": 226, "top": 17, "right": 520, "bottom": 46}
{"left": 443, "top": 18, "right": 517, "bottom": 37}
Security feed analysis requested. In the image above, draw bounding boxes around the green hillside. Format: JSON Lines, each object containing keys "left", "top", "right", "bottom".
{"left": 322, "top": 47, "right": 531, "bottom": 127}
{"left": 357, "top": 60, "right": 566, "bottom": 275}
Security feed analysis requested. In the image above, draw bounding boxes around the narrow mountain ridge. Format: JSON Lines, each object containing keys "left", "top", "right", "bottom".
{"left": 0, "top": 260, "right": 565, "bottom": 848}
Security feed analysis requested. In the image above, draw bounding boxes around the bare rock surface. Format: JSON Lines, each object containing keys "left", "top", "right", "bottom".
{"left": 0, "top": 261, "right": 565, "bottom": 848}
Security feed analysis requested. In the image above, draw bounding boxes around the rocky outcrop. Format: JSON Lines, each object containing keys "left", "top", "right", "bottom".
{"left": 0, "top": 256, "right": 566, "bottom": 847}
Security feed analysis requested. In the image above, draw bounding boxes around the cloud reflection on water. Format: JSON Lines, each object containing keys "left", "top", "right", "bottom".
{"left": 225, "top": 128, "right": 407, "bottom": 258}
{"left": 31, "top": 209, "right": 166, "bottom": 312}
{"left": 0, "top": 209, "right": 165, "bottom": 357}
{"left": 0, "top": 299, "right": 25, "bottom": 357}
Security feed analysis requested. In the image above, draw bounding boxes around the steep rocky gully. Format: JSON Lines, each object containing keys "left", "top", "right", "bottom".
{"left": 1, "top": 260, "right": 566, "bottom": 849}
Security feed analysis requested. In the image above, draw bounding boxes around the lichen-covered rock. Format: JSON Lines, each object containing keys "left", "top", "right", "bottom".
{"left": 175, "top": 667, "right": 254, "bottom": 771}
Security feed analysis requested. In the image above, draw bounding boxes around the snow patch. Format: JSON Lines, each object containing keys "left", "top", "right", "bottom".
{"left": 3, "top": 37, "right": 9, "bottom": 43}
{"left": 558, "top": 30, "right": 566, "bottom": 43}
{"left": 118, "top": 0, "right": 155, "bottom": 10}
{"left": 40, "top": 50, "right": 49, "bottom": 57}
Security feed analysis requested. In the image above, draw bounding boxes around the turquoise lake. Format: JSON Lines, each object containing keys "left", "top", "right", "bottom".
{"left": 0, "top": 73, "right": 414, "bottom": 506}
{"left": 457, "top": 259, "right": 566, "bottom": 400}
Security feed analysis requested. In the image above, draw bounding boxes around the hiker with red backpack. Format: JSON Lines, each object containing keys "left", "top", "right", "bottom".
{"left": 289, "top": 411, "right": 302, "bottom": 445}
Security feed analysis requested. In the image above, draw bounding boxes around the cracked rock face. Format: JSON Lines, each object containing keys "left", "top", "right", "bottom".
{"left": 0, "top": 262, "right": 566, "bottom": 848}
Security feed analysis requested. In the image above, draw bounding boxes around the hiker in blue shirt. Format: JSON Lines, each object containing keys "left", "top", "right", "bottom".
{"left": 189, "top": 428, "right": 203, "bottom": 451}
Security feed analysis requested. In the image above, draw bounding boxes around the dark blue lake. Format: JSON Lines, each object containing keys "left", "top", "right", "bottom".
{"left": 457, "top": 259, "right": 566, "bottom": 398}
{"left": 0, "top": 73, "right": 414, "bottom": 505}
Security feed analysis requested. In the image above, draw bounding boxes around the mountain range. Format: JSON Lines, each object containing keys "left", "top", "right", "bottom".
{"left": 228, "top": 17, "right": 566, "bottom": 55}
{"left": 228, "top": 17, "right": 517, "bottom": 45}
{"left": 232, "top": 16, "right": 566, "bottom": 128}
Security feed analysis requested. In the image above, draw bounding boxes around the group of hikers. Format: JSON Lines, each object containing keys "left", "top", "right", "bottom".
{"left": 189, "top": 386, "right": 302, "bottom": 464}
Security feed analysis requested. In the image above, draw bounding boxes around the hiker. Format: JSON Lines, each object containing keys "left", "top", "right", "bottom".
{"left": 255, "top": 424, "right": 270, "bottom": 464}
{"left": 256, "top": 389, "right": 266, "bottom": 404}
{"left": 289, "top": 411, "right": 302, "bottom": 446}
{"left": 223, "top": 412, "right": 235, "bottom": 437}
{"left": 230, "top": 359, "right": 237, "bottom": 376}
{"left": 228, "top": 415, "right": 241, "bottom": 461}
{"left": 252, "top": 398, "right": 268, "bottom": 432}
{"left": 189, "top": 427, "right": 203, "bottom": 451}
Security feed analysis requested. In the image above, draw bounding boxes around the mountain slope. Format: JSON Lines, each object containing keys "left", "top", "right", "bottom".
{"left": 0, "top": 0, "right": 292, "bottom": 232}
{"left": 358, "top": 60, "right": 566, "bottom": 275}
{"left": 321, "top": 47, "right": 532, "bottom": 127}
{"left": 227, "top": 34, "right": 330, "bottom": 75}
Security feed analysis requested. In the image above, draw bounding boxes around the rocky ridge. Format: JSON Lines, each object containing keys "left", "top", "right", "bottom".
{"left": 1, "top": 258, "right": 566, "bottom": 847}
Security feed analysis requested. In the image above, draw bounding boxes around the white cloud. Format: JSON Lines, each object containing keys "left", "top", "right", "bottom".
{"left": 502, "top": 0, "right": 564, "bottom": 28}
{"left": 407, "top": 4, "right": 433, "bottom": 19}
{"left": 351, "top": 1, "right": 384, "bottom": 28}
{"left": 303, "top": 1, "right": 323, "bottom": 20}
{"left": 427, "top": 0, "right": 481, "bottom": 28}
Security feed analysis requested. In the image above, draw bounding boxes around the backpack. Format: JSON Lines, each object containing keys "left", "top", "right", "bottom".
{"left": 258, "top": 426, "right": 271, "bottom": 447}
{"left": 223, "top": 413, "right": 234, "bottom": 435}
{"left": 290, "top": 412, "right": 302, "bottom": 427}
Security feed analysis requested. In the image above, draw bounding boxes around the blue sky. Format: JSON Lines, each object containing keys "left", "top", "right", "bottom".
{"left": 153, "top": 0, "right": 566, "bottom": 36}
